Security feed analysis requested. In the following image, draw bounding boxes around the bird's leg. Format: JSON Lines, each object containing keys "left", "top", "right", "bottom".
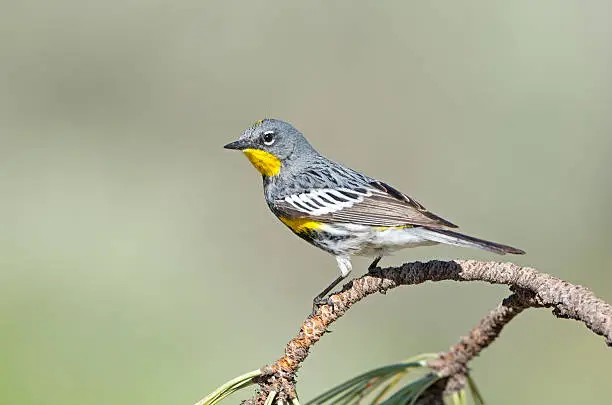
{"left": 312, "top": 275, "right": 346, "bottom": 310}
{"left": 368, "top": 256, "right": 382, "bottom": 271}
{"left": 312, "top": 256, "right": 352, "bottom": 313}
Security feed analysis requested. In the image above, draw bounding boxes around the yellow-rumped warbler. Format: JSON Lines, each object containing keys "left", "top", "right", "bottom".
{"left": 225, "top": 119, "right": 524, "bottom": 309}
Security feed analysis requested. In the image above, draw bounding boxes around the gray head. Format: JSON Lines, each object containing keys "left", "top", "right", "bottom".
{"left": 224, "top": 119, "right": 316, "bottom": 177}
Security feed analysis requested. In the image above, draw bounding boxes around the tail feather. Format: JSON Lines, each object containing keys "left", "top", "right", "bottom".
{"left": 418, "top": 228, "right": 525, "bottom": 255}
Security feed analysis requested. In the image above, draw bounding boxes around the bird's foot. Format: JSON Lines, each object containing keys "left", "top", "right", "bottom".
{"left": 311, "top": 296, "right": 334, "bottom": 316}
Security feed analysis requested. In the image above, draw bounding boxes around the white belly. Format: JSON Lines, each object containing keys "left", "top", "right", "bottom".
{"left": 317, "top": 224, "right": 438, "bottom": 257}
{"left": 359, "top": 226, "right": 438, "bottom": 256}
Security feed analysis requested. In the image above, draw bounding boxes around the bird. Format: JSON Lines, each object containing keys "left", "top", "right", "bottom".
{"left": 224, "top": 119, "right": 524, "bottom": 310}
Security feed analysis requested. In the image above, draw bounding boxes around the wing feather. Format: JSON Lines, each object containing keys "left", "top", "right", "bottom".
{"left": 273, "top": 180, "right": 458, "bottom": 229}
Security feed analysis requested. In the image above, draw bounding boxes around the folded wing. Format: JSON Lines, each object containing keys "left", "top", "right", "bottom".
{"left": 273, "top": 180, "right": 458, "bottom": 229}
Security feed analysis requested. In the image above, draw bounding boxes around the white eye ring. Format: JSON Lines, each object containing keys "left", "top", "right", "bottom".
{"left": 262, "top": 130, "right": 276, "bottom": 146}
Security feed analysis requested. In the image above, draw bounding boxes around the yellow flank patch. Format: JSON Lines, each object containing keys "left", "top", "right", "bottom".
{"left": 242, "top": 149, "right": 281, "bottom": 177}
{"left": 280, "top": 217, "right": 322, "bottom": 233}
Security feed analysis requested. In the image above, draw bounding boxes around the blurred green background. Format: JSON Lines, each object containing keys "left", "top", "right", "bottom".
{"left": 1, "top": 1, "right": 611, "bottom": 404}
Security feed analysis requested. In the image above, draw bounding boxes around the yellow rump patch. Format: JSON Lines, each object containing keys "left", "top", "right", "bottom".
{"left": 243, "top": 149, "right": 281, "bottom": 177}
{"left": 279, "top": 217, "right": 322, "bottom": 233}
{"left": 374, "top": 225, "right": 414, "bottom": 231}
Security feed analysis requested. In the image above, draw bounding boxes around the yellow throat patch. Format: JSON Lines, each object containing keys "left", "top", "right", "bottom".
{"left": 242, "top": 149, "right": 281, "bottom": 177}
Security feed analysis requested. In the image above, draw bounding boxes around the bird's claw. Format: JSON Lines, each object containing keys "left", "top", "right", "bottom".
{"left": 311, "top": 296, "right": 334, "bottom": 315}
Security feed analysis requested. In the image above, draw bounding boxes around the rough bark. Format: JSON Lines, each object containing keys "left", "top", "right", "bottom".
{"left": 244, "top": 260, "right": 612, "bottom": 404}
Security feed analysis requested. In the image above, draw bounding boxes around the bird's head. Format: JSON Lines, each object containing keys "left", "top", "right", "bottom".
{"left": 224, "top": 119, "right": 313, "bottom": 177}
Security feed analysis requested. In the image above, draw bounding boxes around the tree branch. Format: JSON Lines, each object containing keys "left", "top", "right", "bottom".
{"left": 246, "top": 260, "right": 612, "bottom": 404}
{"left": 417, "top": 291, "right": 534, "bottom": 404}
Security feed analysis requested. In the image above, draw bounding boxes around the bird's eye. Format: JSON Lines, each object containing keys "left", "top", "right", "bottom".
{"left": 262, "top": 131, "right": 276, "bottom": 146}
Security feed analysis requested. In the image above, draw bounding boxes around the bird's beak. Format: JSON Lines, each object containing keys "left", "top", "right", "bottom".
{"left": 223, "top": 139, "right": 250, "bottom": 150}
